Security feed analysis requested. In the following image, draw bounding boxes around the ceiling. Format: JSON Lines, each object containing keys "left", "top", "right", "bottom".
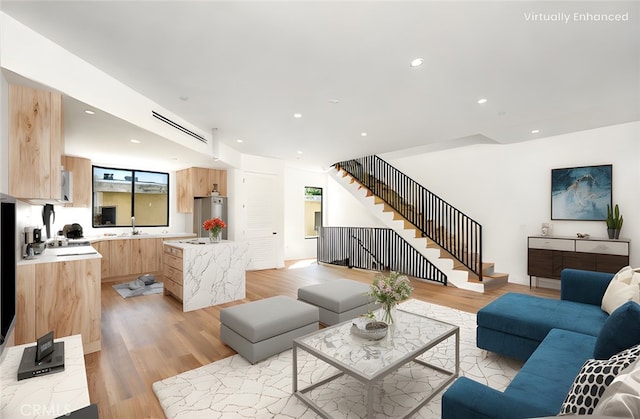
{"left": 2, "top": 1, "right": 639, "bottom": 171}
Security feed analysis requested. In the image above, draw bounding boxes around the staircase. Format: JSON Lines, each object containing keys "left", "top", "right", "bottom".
{"left": 331, "top": 158, "right": 508, "bottom": 293}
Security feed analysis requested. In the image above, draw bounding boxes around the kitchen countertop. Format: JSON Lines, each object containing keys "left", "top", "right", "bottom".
{"left": 87, "top": 232, "right": 196, "bottom": 241}
{"left": 164, "top": 238, "right": 236, "bottom": 248}
{"left": 17, "top": 246, "right": 101, "bottom": 266}
{"left": 17, "top": 233, "right": 197, "bottom": 265}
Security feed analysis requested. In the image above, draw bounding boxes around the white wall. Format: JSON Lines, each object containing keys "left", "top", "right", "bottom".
{"left": 325, "top": 175, "right": 385, "bottom": 228}
{"left": 375, "top": 121, "right": 640, "bottom": 285}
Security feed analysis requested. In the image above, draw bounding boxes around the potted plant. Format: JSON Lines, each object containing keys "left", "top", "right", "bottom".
{"left": 606, "top": 204, "right": 623, "bottom": 239}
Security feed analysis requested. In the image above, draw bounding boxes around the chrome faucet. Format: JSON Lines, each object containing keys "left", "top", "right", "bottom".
{"left": 131, "top": 216, "right": 139, "bottom": 235}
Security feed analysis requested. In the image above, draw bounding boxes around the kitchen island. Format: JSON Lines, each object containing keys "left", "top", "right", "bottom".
{"left": 163, "top": 239, "right": 250, "bottom": 312}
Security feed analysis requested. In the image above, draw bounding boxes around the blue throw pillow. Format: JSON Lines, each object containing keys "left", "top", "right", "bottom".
{"left": 594, "top": 301, "right": 640, "bottom": 360}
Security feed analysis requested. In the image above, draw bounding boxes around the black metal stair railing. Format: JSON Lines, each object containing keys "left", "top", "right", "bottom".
{"left": 317, "top": 226, "right": 447, "bottom": 286}
{"left": 334, "top": 155, "right": 482, "bottom": 281}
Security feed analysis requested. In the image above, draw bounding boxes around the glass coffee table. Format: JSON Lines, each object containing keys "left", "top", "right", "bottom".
{"left": 292, "top": 308, "right": 459, "bottom": 418}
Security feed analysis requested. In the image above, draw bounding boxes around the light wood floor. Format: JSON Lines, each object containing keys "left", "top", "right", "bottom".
{"left": 86, "top": 261, "right": 560, "bottom": 418}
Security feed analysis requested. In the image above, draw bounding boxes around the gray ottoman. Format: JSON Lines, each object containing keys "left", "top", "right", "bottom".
{"left": 298, "top": 278, "right": 380, "bottom": 326}
{"left": 220, "top": 296, "right": 319, "bottom": 364}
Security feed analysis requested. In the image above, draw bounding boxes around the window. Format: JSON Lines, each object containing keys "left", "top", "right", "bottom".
{"left": 92, "top": 166, "right": 169, "bottom": 228}
{"left": 304, "top": 187, "right": 322, "bottom": 238}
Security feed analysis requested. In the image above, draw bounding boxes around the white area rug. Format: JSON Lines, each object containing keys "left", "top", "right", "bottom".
{"left": 152, "top": 299, "right": 521, "bottom": 418}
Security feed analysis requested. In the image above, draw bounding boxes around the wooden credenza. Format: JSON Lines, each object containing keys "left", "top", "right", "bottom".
{"left": 527, "top": 236, "right": 630, "bottom": 286}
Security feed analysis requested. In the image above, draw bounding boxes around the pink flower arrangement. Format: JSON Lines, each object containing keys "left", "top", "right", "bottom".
{"left": 368, "top": 271, "right": 413, "bottom": 323}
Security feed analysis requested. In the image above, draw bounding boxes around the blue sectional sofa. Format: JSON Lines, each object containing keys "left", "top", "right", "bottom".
{"left": 441, "top": 268, "right": 639, "bottom": 419}
{"left": 476, "top": 268, "right": 612, "bottom": 362}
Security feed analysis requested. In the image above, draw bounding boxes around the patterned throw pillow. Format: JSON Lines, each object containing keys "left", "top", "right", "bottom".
{"left": 559, "top": 343, "right": 640, "bottom": 415}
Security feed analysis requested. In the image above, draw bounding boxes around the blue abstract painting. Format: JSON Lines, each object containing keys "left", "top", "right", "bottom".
{"left": 551, "top": 165, "right": 612, "bottom": 220}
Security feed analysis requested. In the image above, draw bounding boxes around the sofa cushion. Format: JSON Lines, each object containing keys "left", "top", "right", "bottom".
{"left": 477, "top": 293, "right": 608, "bottom": 342}
{"left": 506, "top": 329, "right": 597, "bottom": 414}
{"left": 592, "top": 355, "right": 640, "bottom": 417}
{"left": 559, "top": 343, "right": 640, "bottom": 415}
{"left": 593, "top": 301, "right": 640, "bottom": 359}
{"left": 601, "top": 266, "right": 640, "bottom": 314}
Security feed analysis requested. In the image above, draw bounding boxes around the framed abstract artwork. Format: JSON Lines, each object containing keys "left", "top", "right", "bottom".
{"left": 551, "top": 164, "right": 612, "bottom": 221}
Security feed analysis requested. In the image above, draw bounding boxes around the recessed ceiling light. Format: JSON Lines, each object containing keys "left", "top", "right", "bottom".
{"left": 477, "top": 98, "right": 488, "bottom": 104}
{"left": 361, "top": 132, "right": 368, "bottom": 137}
{"left": 531, "top": 129, "right": 540, "bottom": 134}
{"left": 296, "top": 150, "right": 303, "bottom": 155}
{"left": 130, "top": 139, "right": 141, "bottom": 144}
{"left": 84, "top": 110, "right": 95, "bottom": 115}
{"left": 236, "top": 139, "right": 243, "bottom": 143}
{"left": 410, "top": 58, "right": 424, "bottom": 67}
{"left": 293, "top": 113, "right": 302, "bottom": 118}
{"left": 329, "top": 99, "right": 340, "bottom": 104}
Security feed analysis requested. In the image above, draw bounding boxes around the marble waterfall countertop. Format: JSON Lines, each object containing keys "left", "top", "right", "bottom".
{"left": 0, "top": 334, "right": 90, "bottom": 418}
{"left": 164, "top": 239, "right": 250, "bottom": 312}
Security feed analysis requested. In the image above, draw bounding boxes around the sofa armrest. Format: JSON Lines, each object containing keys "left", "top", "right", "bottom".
{"left": 442, "top": 377, "right": 552, "bottom": 419}
{"left": 560, "top": 268, "right": 614, "bottom": 306}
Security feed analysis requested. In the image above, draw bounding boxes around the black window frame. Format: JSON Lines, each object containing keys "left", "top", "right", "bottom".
{"left": 91, "top": 165, "right": 170, "bottom": 228}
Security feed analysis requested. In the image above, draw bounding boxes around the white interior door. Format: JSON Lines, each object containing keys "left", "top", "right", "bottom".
{"left": 244, "top": 172, "right": 280, "bottom": 270}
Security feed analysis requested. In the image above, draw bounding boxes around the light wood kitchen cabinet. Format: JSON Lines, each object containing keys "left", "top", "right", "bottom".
{"left": 96, "top": 236, "right": 194, "bottom": 282}
{"left": 176, "top": 169, "right": 193, "bottom": 213}
{"left": 109, "top": 239, "right": 132, "bottom": 278}
{"left": 163, "top": 245, "right": 184, "bottom": 302}
{"left": 208, "top": 169, "right": 227, "bottom": 196}
{"left": 131, "top": 237, "right": 163, "bottom": 274}
{"left": 92, "top": 240, "right": 111, "bottom": 279}
{"left": 62, "top": 155, "right": 92, "bottom": 207}
{"left": 8, "top": 84, "right": 64, "bottom": 200}
{"left": 16, "top": 258, "right": 101, "bottom": 354}
{"left": 176, "top": 167, "right": 227, "bottom": 213}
